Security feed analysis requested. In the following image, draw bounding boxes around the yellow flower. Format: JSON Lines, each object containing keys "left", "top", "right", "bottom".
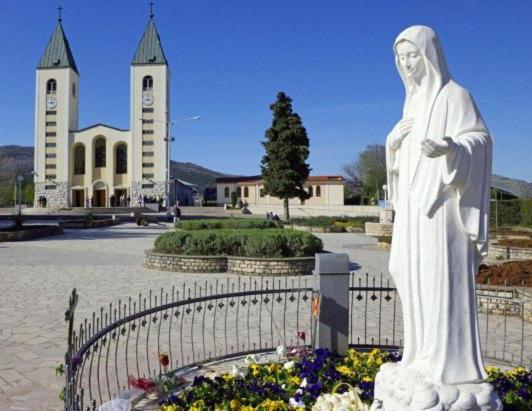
{"left": 250, "top": 363, "right": 261, "bottom": 377}
{"left": 221, "top": 373, "right": 234, "bottom": 382}
{"left": 240, "top": 407, "right": 255, "bottom": 411}
{"left": 362, "top": 376, "right": 374, "bottom": 382}
{"left": 267, "top": 363, "right": 281, "bottom": 374}
{"left": 160, "top": 405, "right": 180, "bottom": 411}
{"left": 288, "top": 375, "right": 301, "bottom": 385}
{"left": 229, "top": 399, "right": 241, "bottom": 410}
{"left": 336, "top": 365, "right": 354, "bottom": 376}
{"left": 189, "top": 400, "right": 207, "bottom": 411}
{"left": 258, "top": 399, "right": 288, "bottom": 411}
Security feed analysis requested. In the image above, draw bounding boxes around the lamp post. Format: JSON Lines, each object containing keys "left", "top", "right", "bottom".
{"left": 163, "top": 113, "right": 201, "bottom": 215}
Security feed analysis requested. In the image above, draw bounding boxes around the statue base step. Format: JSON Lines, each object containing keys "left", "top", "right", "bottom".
{"left": 370, "top": 363, "right": 502, "bottom": 411}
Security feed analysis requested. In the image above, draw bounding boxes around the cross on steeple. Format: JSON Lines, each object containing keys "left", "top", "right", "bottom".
{"left": 57, "top": 5, "right": 63, "bottom": 22}
{"left": 149, "top": 2, "right": 154, "bottom": 19}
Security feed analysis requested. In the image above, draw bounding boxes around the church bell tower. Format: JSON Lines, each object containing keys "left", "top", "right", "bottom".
{"left": 34, "top": 10, "right": 79, "bottom": 207}
{"left": 129, "top": 6, "right": 170, "bottom": 205}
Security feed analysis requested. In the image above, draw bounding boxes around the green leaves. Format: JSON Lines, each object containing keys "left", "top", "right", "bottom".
{"left": 153, "top": 229, "right": 323, "bottom": 258}
{"left": 261, "top": 92, "right": 311, "bottom": 219}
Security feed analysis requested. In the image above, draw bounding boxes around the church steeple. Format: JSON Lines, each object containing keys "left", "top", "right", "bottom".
{"left": 131, "top": 14, "right": 168, "bottom": 66}
{"left": 37, "top": 18, "right": 79, "bottom": 74}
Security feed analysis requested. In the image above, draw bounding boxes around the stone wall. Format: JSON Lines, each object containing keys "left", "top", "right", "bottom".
{"left": 488, "top": 244, "right": 532, "bottom": 260}
{"left": 34, "top": 182, "right": 69, "bottom": 208}
{"left": 247, "top": 204, "right": 379, "bottom": 218}
{"left": 144, "top": 250, "right": 315, "bottom": 276}
{"left": 365, "top": 222, "right": 394, "bottom": 237}
{"left": 476, "top": 285, "right": 532, "bottom": 321}
{"left": 144, "top": 251, "right": 227, "bottom": 273}
{"left": 227, "top": 256, "right": 315, "bottom": 276}
{"left": 0, "top": 225, "right": 63, "bottom": 241}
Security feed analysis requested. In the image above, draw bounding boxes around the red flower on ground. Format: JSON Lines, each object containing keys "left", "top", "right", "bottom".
{"left": 127, "top": 375, "right": 157, "bottom": 392}
{"left": 297, "top": 330, "right": 306, "bottom": 340}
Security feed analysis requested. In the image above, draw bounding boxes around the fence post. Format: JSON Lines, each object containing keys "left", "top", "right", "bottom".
{"left": 313, "top": 253, "right": 350, "bottom": 356}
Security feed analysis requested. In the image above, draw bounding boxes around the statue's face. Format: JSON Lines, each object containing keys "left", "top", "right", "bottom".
{"left": 396, "top": 40, "right": 426, "bottom": 83}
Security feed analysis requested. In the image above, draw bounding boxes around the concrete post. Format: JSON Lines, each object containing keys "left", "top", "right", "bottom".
{"left": 313, "top": 253, "right": 350, "bottom": 356}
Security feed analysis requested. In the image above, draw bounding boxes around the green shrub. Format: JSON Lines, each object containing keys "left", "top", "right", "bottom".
{"left": 490, "top": 199, "right": 532, "bottom": 227}
{"left": 287, "top": 216, "right": 378, "bottom": 231}
{"left": 521, "top": 200, "right": 532, "bottom": 227}
{"left": 175, "top": 218, "right": 281, "bottom": 230}
{"left": 154, "top": 229, "right": 323, "bottom": 258}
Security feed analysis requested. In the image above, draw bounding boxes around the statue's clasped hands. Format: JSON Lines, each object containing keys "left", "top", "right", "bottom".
{"left": 421, "top": 137, "right": 455, "bottom": 158}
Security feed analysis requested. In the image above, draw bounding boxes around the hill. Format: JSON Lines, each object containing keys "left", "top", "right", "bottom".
{"left": 0, "top": 145, "right": 231, "bottom": 190}
{"left": 491, "top": 174, "right": 532, "bottom": 198}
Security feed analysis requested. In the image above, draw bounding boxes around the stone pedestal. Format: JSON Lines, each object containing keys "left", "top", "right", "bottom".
{"left": 379, "top": 207, "right": 394, "bottom": 224}
{"left": 370, "top": 363, "right": 502, "bottom": 411}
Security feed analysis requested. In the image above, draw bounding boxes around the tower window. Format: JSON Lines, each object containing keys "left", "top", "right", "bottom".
{"left": 142, "top": 75, "right": 153, "bottom": 91}
{"left": 94, "top": 138, "right": 106, "bottom": 167}
{"left": 244, "top": 187, "right": 249, "bottom": 198}
{"left": 72, "top": 83, "right": 76, "bottom": 97}
{"left": 115, "top": 143, "right": 128, "bottom": 174}
{"left": 316, "top": 185, "right": 321, "bottom": 197}
{"left": 46, "top": 79, "right": 57, "bottom": 94}
{"left": 308, "top": 186, "right": 313, "bottom": 197}
{"left": 74, "top": 144, "right": 85, "bottom": 175}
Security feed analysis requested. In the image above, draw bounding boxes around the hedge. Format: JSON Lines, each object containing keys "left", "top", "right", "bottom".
{"left": 175, "top": 218, "right": 282, "bottom": 230}
{"left": 287, "top": 216, "right": 378, "bottom": 232}
{"left": 154, "top": 229, "right": 323, "bottom": 258}
{"left": 490, "top": 199, "right": 532, "bottom": 227}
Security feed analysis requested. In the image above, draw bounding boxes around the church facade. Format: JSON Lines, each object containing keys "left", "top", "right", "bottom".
{"left": 34, "top": 14, "right": 171, "bottom": 207}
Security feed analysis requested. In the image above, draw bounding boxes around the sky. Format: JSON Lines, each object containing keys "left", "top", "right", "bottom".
{"left": 1, "top": 0, "right": 531, "bottom": 181}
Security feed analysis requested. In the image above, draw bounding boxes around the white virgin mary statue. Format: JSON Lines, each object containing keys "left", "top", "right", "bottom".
{"left": 373, "top": 26, "right": 501, "bottom": 410}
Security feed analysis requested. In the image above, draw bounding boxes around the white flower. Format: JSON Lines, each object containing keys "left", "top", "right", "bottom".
{"left": 244, "top": 354, "right": 260, "bottom": 365}
{"left": 289, "top": 397, "right": 304, "bottom": 407}
{"left": 229, "top": 364, "right": 241, "bottom": 377}
{"left": 276, "top": 345, "right": 286, "bottom": 357}
{"left": 300, "top": 378, "right": 307, "bottom": 388}
{"left": 283, "top": 360, "right": 295, "bottom": 370}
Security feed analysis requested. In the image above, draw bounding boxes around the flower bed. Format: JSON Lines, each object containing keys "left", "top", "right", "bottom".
{"left": 175, "top": 218, "right": 282, "bottom": 230}
{"left": 154, "top": 348, "right": 531, "bottom": 410}
{"left": 477, "top": 260, "right": 532, "bottom": 287}
{"left": 154, "top": 229, "right": 323, "bottom": 258}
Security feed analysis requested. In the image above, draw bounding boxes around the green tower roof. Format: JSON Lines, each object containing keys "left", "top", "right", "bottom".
{"left": 37, "top": 21, "right": 79, "bottom": 74}
{"left": 132, "top": 18, "right": 168, "bottom": 65}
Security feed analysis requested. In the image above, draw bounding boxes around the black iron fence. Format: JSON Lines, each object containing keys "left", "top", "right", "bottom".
{"left": 64, "top": 272, "right": 530, "bottom": 410}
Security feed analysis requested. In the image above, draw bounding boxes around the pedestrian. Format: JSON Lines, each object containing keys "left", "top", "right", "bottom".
{"left": 173, "top": 202, "right": 181, "bottom": 224}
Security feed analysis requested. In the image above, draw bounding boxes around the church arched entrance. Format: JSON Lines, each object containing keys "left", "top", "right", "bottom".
{"left": 92, "top": 181, "right": 107, "bottom": 207}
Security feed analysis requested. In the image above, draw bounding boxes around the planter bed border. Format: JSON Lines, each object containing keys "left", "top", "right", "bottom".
{"left": 0, "top": 225, "right": 64, "bottom": 242}
{"left": 144, "top": 249, "right": 315, "bottom": 276}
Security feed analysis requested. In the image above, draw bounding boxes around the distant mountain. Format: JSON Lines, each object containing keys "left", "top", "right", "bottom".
{"left": 0, "top": 145, "right": 231, "bottom": 190}
{"left": 491, "top": 174, "right": 532, "bottom": 198}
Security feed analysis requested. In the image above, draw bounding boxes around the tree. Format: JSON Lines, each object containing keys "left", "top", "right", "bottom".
{"left": 261, "top": 92, "right": 311, "bottom": 220}
{"left": 343, "top": 144, "right": 386, "bottom": 204}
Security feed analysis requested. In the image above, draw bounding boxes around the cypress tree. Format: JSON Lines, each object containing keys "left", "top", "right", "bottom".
{"left": 261, "top": 92, "right": 311, "bottom": 220}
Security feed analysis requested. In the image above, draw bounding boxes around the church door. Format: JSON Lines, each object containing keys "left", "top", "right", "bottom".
{"left": 72, "top": 189, "right": 85, "bottom": 207}
{"left": 94, "top": 189, "right": 106, "bottom": 207}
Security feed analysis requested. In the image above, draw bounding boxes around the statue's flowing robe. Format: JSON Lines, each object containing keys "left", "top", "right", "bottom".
{"left": 387, "top": 26, "right": 491, "bottom": 384}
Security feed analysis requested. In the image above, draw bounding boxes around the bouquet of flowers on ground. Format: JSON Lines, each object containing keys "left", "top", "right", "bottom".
{"left": 312, "top": 383, "right": 369, "bottom": 411}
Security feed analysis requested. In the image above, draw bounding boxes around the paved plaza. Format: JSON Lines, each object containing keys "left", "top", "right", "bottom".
{"left": 0, "top": 223, "right": 529, "bottom": 409}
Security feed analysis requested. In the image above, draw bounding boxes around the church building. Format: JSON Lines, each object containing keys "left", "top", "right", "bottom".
{"left": 34, "top": 10, "right": 171, "bottom": 207}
